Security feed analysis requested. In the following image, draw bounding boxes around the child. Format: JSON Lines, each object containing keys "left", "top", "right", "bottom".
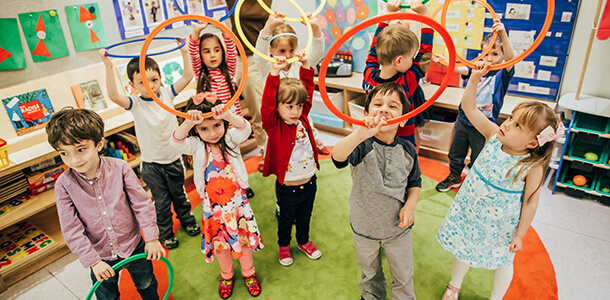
{"left": 436, "top": 61, "right": 563, "bottom": 300}
{"left": 261, "top": 54, "right": 322, "bottom": 266}
{"left": 362, "top": 0, "right": 432, "bottom": 148}
{"left": 169, "top": 95, "right": 262, "bottom": 298}
{"left": 255, "top": 10, "right": 330, "bottom": 172}
{"left": 47, "top": 108, "right": 165, "bottom": 300}
{"left": 99, "top": 42, "right": 200, "bottom": 250}
{"left": 332, "top": 82, "right": 421, "bottom": 299}
{"left": 189, "top": 20, "right": 256, "bottom": 199}
{"left": 435, "top": 20, "right": 514, "bottom": 192}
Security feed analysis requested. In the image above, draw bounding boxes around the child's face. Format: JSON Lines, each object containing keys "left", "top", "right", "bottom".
{"left": 276, "top": 100, "right": 303, "bottom": 124}
{"left": 57, "top": 139, "right": 104, "bottom": 178}
{"left": 482, "top": 44, "right": 504, "bottom": 65}
{"left": 270, "top": 39, "right": 295, "bottom": 71}
{"left": 130, "top": 69, "right": 161, "bottom": 97}
{"left": 395, "top": 47, "right": 419, "bottom": 73}
{"left": 194, "top": 118, "right": 226, "bottom": 144}
{"left": 365, "top": 91, "right": 406, "bottom": 131}
{"left": 200, "top": 37, "right": 222, "bottom": 69}
{"left": 497, "top": 109, "right": 539, "bottom": 154}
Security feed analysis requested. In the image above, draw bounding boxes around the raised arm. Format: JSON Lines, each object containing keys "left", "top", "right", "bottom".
{"left": 99, "top": 49, "right": 131, "bottom": 109}
{"left": 492, "top": 20, "right": 514, "bottom": 72}
{"left": 173, "top": 37, "right": 194, "bottom": 93}
{"left": 223, "top": 33, "right": 237, "bottom": 77}
{"left": 189, "top": 22, "right": 209, "bottom": 78}
{"left": 461, "top": 61, "right": 498, "bottom": 140}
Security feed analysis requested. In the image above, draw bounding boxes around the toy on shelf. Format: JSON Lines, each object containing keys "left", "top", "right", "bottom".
{"left": 0, "top": 194, "right": 35, "bottom": 217}
{"left": 583, "top": 152, "right": 599, "bottom": 161}
{"left": 104, "top": 141, "right": 134, "bottom": 161}
{"left": 0, "top": 221, "right": 54, "bottom": 271}
{"left": 573, "top": 175, "right": 587, "bottom": 187}
{"left": 24, "top": 164, "right": 67, "bottom": 195}
{"left": 104, "top": 133, "right": 139, "bottom": 162}
{"left": 0, "top": 138, "right": 8, "bottom": 169}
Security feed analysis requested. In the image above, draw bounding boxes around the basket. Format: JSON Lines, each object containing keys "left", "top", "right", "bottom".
{"left": 0, "top": 138, "right": 8, "bottom": 169}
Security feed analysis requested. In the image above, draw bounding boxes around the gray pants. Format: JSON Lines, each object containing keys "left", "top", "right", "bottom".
{"left": 141, "top": 159, "right": 196, "bottom": 241}
{"left": 448, "top": 120, "right": 486, "bottom": 177}
{"left": 353, "top": 230, "right": 415, "bottom": 300}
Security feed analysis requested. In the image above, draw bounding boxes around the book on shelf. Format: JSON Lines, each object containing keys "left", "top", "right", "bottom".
{"left": 2, "top": 88, "right": 55, "bottom": 136}
{"left": 70, "top": 79, "right": 108, "bottom": 112}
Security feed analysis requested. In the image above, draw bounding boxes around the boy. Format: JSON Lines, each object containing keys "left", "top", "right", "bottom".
{"left": 99, "top": 42, "right": 199, "bottom": 250}
{"left": 363, "top": 0, "right": 432, "bottom": 148}
{"left": 332, "top": 82, "right": 422, "bottom": 300}
{"left": 48, "top": 108, "right": 165, "bottom": 300}
{"left": 435, "top": 20, "right": 514, "bottom": 192}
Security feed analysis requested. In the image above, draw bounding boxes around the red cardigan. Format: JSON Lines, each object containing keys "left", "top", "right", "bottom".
{"left": 261, "top": 67, "right": 320, "bottom": 184}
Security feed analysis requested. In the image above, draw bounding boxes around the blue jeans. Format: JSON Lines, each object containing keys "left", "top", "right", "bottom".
{"left": 90, "top": 238, "right": 159, "bottom": 300}
{"left": 275, "top": 175, "right": 317, "bottom": 246}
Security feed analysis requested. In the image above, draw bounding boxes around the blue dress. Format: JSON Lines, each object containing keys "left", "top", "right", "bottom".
{"left": 436, "top": 134, "right": 531, "bottom": 269}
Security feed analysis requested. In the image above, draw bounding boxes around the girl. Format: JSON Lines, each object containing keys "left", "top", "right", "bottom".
{"left": 436, "top": 61, "right": 564, "bottom": 300}
{"left": 254, "top": 10, "right": 330, "bottom": 172}
{"left": 169, "top": 94, "right": 263, "bottom": 299}
{"left": 189, "top": 20, "right": 256, "bottom": 198}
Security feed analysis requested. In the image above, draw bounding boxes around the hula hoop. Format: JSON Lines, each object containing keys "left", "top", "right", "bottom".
{"left": 381, "top": 0, "right": 430, "bottom": 10}
{"left": 256, "top": 0, "right": 326, "bottom": 23}
{"left": 104, "top": 37, "right": 186, "bottom": 59}
{"left": 140, "top": 14, "right": 248, "bottom": 119}
{"left": 235, "top": 0, "right": 313, "bottom": 64}
{"left": 440, "top": 0, "right": 554, "bottom": 70}
{"left": 431, "top": 0, "right": 498, "bottom": 68}
{"left": 318, "top": 12, "right": 456, "bottom": 126}
{"left": 173, "top": 0, "right": 237, "bottom": 22}
{"left": 85, "top": 253, "right": 174, "bottom": 300}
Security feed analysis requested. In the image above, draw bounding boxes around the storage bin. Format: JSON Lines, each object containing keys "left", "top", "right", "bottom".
{"left": 573, "top": 112, "right": 610, "bottom": 134}
{"left": 312, "top": 90, "right": 344, "bottom": 116}
{"left": 419, "top": 120, "right": 454, "bottom": 151}
{"left": 595, "top": 169, "right": 610, "bottom": 196}
{"left": 0, "top": 138, "right": 8, "bottom": 169}
{"left": 310, "top": 112, "right": 344, "bottom": 129}
{"left": 348, "top": 94, "right": 367, "bottom": 121}
{"left": 566, "top": 135, "right": 607, "bottom": 164}
{"left": 559, "top": 161, "right": 597, "bottom": 191}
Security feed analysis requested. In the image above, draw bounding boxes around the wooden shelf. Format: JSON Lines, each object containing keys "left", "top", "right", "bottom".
{"left": 562, "top": 155, "right": 610, "bottom": 170}
{"left": 570, "top": 128, "right": 610, "bottom": 139}
{"left": 555, "top": 182, "right": 609, "bottom": 198}
{"left": 0, "top": 189, "right": 56, "bottom": 231}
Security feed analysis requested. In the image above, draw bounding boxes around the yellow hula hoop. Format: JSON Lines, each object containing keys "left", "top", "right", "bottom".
{"left": 235, "top": 0, "right": 313, "bottom": 64}
{"left": 256, "top": 0, "right": 326, "bottom": 23}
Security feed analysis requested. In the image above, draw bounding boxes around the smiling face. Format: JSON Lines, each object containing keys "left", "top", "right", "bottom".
{"left": 200, "top": 36, "right": 223, "bottom": 69}
{"left": 497, "top": 108, "right": 539, "bottom": 155}
{"left": 364, "top": 90, "right": 406, "bottom": 132}
{"left": 57, "top": 139, "right": 104, "bottom": 179}
{"left": 130, "top": 69, "right": 161, "bottom": 97}
{"left": 194, "top": 118, "right": 227, "bottom": 144}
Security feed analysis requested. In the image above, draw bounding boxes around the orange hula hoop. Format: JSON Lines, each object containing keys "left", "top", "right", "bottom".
{"left": 139, "top": 14, "right": 248, "bottom": 119}
{"left": 440, "top": 0, "right": 555, "bottom": 71}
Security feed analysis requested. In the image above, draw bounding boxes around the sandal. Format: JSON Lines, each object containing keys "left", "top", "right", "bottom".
{"left": 442, "top": 282, "right": 460, "bottom": 300}
{"left": 244, "top": 273, "right": 261, "bottom": 297}
{"left": 219, "top": 277, "right": 234, "bottom": 299}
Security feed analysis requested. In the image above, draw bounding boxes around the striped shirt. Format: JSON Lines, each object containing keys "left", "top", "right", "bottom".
{"left": 189, "top": 34, "right": 243, "bottom": 116}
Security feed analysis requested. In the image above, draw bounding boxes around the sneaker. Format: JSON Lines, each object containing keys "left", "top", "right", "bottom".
{"left": 162, "top": 236, "right": 179, "bottom": 249}
{"left": 244, "top": 273, "right": 261, "bottom": 297}
{"left": 219, "top": 277, "right": 234, "bottom": 299}
{"left": 297, "top": 241, "right": 322, "bottom": 259}
{"left": 184, "top": 224, "right": 201, "bottom": 236}
{"left": 245, "top": 187, "right": 255, "bottom": 199}
{"left": 441, "top": 282, "right": 460, "bottom": 300}
{"left": 278, "top": 246, "right": 293, "bottom": 266}
{"left": 436, "top": 174, "right": 462, "bottom": 192}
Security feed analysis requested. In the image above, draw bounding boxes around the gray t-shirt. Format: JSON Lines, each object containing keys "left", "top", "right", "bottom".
{"left": 334, "top": 137, "right": 422, "bottom": 240}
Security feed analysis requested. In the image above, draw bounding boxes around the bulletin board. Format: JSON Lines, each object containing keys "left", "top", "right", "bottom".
{"left": 463, "top": 0, "right": 581, "bottom": 101}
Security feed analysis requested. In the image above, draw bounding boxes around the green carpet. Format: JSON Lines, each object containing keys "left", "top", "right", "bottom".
{"left": 169, "top": 160, "right": 495, "bottom": 299}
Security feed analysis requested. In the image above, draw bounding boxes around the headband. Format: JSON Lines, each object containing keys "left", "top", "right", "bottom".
{"left": 536, "top": 122, "right": 565, "bottom": 147}
{"left": 192, "top": 92, "right": 218, "bottom": 105}
{"left": 270, "top": 33, "right": 298, "bottom": 42}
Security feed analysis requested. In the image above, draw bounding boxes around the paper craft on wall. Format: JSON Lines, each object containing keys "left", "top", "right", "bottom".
{"left": 18, "top": 10, "right": 69, "bottom": 62}
{"left": 116, "top": 63, "right": 140, "bottom": 96}
{"left": 429, "top": 0, "right": 485, "bottom": 58}
{"left": 159, "top": 56, "right": 184, "bottom": 85}
{"left": 71, "top": 80, "right": 109, "bottom": 112}
{"left": 142, "top": 0, "right": 166, "bottom": 27}
{"left": 113, "top": 0, "right": 145, "bottom": 39}
{"left": 0, "top": 19, "right": 26, "bottom": 71}
{"left": 65, "top": 3, "right": 109, "bottom": 52}
{"left": 2, "top": 88, "right": 55, "bottom": 136}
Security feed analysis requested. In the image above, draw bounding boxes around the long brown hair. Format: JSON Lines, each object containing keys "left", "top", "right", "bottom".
{"left": 196, "top": 34, "right": 236, "bottom": 98}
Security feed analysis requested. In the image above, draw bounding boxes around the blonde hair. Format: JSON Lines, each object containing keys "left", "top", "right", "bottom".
{"left": 277, "top": 78, "right": 307, "bottom": 105}
{"left": 376, "top": 24, "right": 419, "bottom": 65}
{"left": 270, "top": 24, "right": 298, "bottom": 50}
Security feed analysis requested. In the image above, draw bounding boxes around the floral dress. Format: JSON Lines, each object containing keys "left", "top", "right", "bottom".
{"left": 202, "top": 147, "right": 263, "bottom": 262}
{"left": 436, "top": 134, "right": 531, "bottom": 269}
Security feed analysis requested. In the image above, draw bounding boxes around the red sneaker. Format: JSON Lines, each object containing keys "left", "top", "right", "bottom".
{"left": 244, "top": 273, "right": 261, "bottom": 297}
{"left": 317, "top": 146, "right": 331, "bottom": 155}
{"left": 278, "top": 246, "right": 293, "bottom": 266}
{"left": 219, "top": 277, "right": 234, "bottom": 299}
{"left": 297, "top": 241, "right": 322, "bottom": 259}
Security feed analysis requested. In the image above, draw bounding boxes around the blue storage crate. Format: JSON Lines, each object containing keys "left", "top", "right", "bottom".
{"left": 310, "top": 112, "right": 344, "bottom": 129}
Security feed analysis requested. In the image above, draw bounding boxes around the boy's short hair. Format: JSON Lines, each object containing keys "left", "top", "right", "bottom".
{"left": 126, "top": 56, "right": 160, "bottom": 82}
{"left": 277, "top": 78, "right": 307, "bottom": 105}
{"left": 481, "top": 32, "right": 503, "bottom": 52}
{"left": 364, "top": 82, "right": 410, "bottom": 115}
{"left": 46, "top": 108, "right": 105, "bottom": 150}
{"left": 376, "top": 24, "right": 419, "bottom": 65}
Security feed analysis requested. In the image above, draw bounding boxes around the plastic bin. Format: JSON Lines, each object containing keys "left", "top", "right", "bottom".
{"left": 419, "top": 120, "right": 454, "bottom": 151}
{"left": 348, "top": 94, "right": 366, "bottom": 121}
{"left": 595, "top": 169, "right": 610, "bottom": 196}
{"left": 312, "top": 90, "right": 344, "bottom": 116}
{"left": 573, "top": 112, "right": 610, "bottom": 135}
{"left": 559, "top": 161, "right": 597, "bottom": 191}
{"left": 566, "top": 135, "right": 607, "bottom": 164}
{"left": 0, "top": 138, "right": 8, "bottom": 169}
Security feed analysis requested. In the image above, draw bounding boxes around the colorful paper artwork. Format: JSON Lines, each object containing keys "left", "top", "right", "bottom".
{"left": 0, "top": 221, "right": 54, "bottom": 272}
{"left": 116, "top": 63, "right": 140, "bottom": 96}
{"left": 429, "top": 0, "right": 486, "bottom": 57}
{"left": 65, "top": 3, "right": 109, "bottom": 52}
{"left": 18, "top": 10, "right": 69, "bottom": 62}
{"left": 71, "top": 80, "right": 109, "bottom": 112}
{"left": 159, "top": 57, "right": 184, "bottom": 86}
{"left": 2, "top": 89, "right": 55, "bottom": 136}
{"left": 142, "top": 0, "right": 165, "bottom": 27}
{"left": 0, "top": 19, "right": 26, "bottom": 71}
{"left": 113, "top": 0, "right": 145, "bottom": 39}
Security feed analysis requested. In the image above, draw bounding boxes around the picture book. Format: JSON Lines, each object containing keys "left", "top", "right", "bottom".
{"left": 71, "top": 79, "right": 108, "bottom": 111}
{"left": 2, "top": 88, "right": 55, "bottom": 136}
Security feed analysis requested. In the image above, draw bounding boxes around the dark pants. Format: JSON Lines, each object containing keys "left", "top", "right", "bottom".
{"left": 90, "top": 238, "right": 158, "bottom": 300}
{"left": 448, "top": 120, "right": 486, "bottom": 177}
{"left": 275, "top": 175, "right": 317, "bottom": 246}
{"left": 141, "top": 159, "right": 196, "bottom": 241}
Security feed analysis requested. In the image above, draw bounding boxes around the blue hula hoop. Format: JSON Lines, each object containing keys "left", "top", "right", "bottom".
{"left": 173, "top": 0, "right": 236, "bottom": 22}
{"left": 104, "top": 37, "right": 186, "bottom": 59}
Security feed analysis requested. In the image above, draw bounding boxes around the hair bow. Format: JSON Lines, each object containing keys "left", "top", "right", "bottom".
{"left": 192, "top": 92, "right": 218, "bottom": 105}
{"left": 536, "top": 122, "right": 565, "bottom": 147}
